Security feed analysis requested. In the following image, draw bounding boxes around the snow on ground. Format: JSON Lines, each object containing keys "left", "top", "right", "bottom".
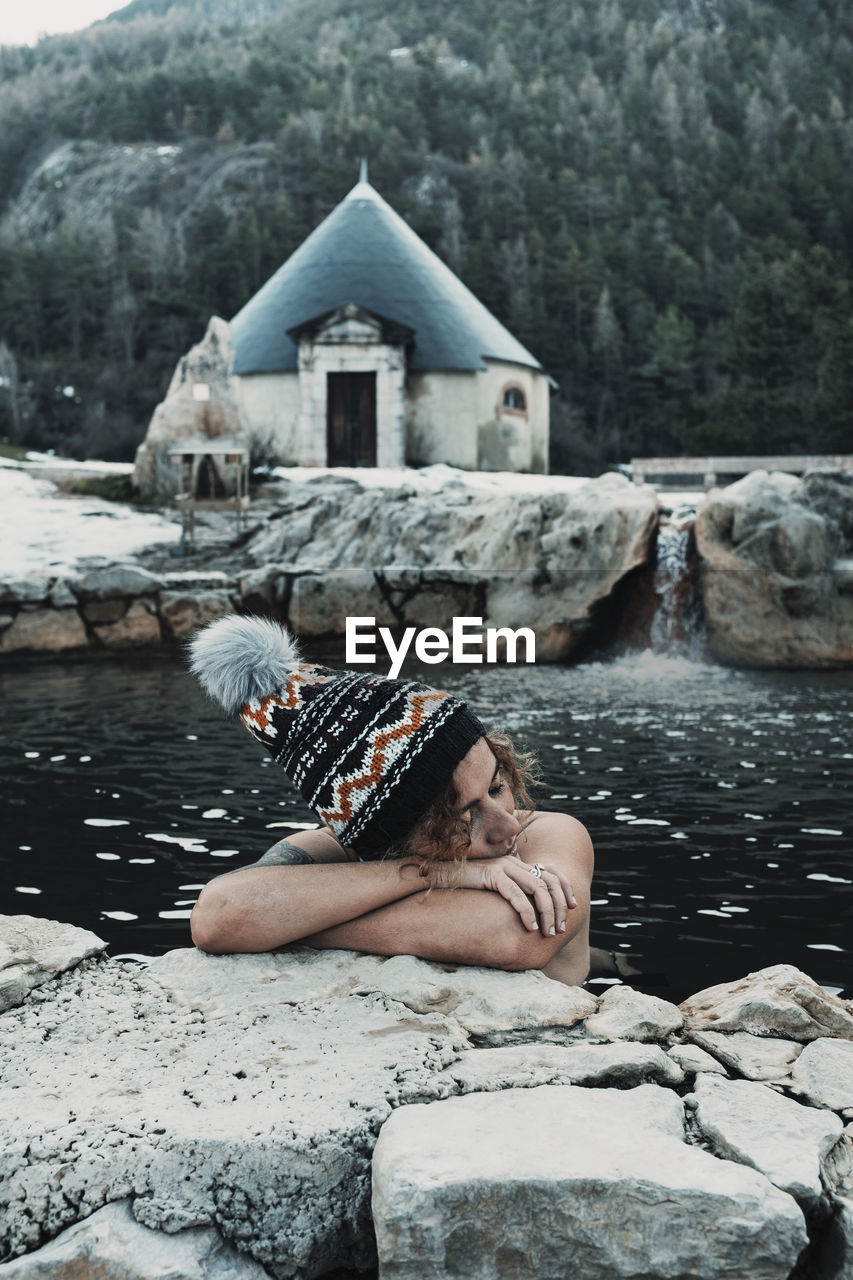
{"left": 1, "top": 455, "right": 700, "bottom": 582}
{"left": 0, "top": 463, "right": 180, "bottom": 579}
{"left": 268, "top": 462, "right": 594, "bottom": 493}
{"left": 23, "top": 451, "right": 134, "bottom": 475}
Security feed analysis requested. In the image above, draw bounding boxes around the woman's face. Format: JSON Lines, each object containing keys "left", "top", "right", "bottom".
{"left": 449, "top": 737, "right": 521, "bottom": 860}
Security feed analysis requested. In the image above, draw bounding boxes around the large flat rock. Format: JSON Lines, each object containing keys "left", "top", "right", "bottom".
{"left": 349, "top": 951, "right": 598, "bottom": 1039}
{"left": 689, "top": 1073, "right": 843, "bottom": 1208}
{"left": 150, "top": 946, "right": 598, "bottom": 1040}
{"left": 790, "top": 1038, "right": 853, "bottom": 1113}
{"left": 0, "top": 946, "right": 463, "bottom": 1275}
{"left": 689, "top": 1029, "right": 804, "bottom": 1080}
{"left": 372, "top": 1083, "right": 807, "bottom": 1280}
{"left": 442, "top": 1041, "right": 684, "bottom": 1093}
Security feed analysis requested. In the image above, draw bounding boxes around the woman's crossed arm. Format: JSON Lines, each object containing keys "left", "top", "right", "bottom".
{"left": 190, "top": 813, "right": 593, "bottom": 982}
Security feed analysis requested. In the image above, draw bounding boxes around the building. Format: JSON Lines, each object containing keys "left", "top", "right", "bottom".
{"left": 229, "top": 170, "right": 550, "bottom": 473}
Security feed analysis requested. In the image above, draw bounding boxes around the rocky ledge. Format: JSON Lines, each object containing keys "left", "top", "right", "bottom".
{"left": 0, "top": 471, "right": 659, "bottom": 664}
{"left": 1, "top": 915, "right": 852, "bottom": 1280}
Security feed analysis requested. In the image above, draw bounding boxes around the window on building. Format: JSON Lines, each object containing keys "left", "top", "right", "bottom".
{"left": 501, "top": 385, "right": 527, "bottom": 413}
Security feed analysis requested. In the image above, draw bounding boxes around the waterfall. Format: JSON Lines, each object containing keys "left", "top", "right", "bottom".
{"left": 648, "top": 504, "right": 705, "bottom": 658}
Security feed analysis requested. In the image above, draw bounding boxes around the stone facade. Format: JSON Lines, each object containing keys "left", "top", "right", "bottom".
{"left": 232, "top": 338, "right": 550, "bottom": 473}
{"left": 292, "top": 305, "right": 408, "bottom": 469}
{"left": 406, "top": 359, "right": 549, "bottom": 473}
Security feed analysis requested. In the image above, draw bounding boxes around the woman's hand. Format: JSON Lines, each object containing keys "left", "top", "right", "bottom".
{"left": 423, "top": 855, "right": 576, "bottom": 936}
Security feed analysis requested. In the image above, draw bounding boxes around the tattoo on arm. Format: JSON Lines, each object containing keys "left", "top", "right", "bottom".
{"left": 248, "top": 838, "right": 316, "bottom": 868}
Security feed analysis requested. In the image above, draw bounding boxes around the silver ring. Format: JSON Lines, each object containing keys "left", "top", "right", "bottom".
{"left": 529, "top": 863, "right": 544, "bottom": 878}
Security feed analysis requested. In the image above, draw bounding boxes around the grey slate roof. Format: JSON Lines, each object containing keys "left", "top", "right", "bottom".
{"left": 230, "top": 180, "right": 542, "bottom": 375}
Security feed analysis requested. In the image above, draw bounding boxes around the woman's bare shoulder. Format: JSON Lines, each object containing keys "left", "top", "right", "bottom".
{"left": 519, "top": 809, "right": 590, "bottom": 835}
{"left": 517, "top": 810, "right": 594, "bottom": 865}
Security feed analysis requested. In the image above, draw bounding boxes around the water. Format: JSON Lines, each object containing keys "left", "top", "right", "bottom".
{"left": 649, "top": 508, "right": 703, "bottom": 659}
{"left": 2, "top": 650, "right": 851, "bottom": 1001}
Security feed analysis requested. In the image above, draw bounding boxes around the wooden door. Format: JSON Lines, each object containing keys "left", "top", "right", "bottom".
{"left": 327, "top": 372, "right": 377, "bottom": 467}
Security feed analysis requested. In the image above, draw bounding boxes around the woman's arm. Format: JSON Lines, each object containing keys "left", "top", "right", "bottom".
{"left": 304, "top": 812, "right": 593, "bottom": 976}
{"left": 191, "top": 813, "right": 592, "bottom": 978}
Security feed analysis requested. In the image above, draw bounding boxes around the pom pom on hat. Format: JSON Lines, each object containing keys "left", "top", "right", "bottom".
{"left": 189, "top": 614, "right": 302, "bottom": 716}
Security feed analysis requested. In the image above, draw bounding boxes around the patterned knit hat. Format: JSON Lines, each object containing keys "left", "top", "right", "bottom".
{"left": 189, "top": 614, "right": 485, "bottom": 857}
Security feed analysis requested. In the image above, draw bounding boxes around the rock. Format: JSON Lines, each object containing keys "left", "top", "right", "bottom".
{"left": 695, "top": 469, "right": 853, "bottom": 666}
{"left": 0, "top": 608, "right": 88, "bottom": 654}
{"left": 161, "top": 571, "right": 237, "bottom": 592}
{"left": 689, "top": 1030, "right": 804, "bottom": 1081}
{"left": 372, "top": 1083, "right": 807, "bottom": 1280}
{"left": 146, "top": 944, "right": 401, "bottom": 1017}
{"left": 583, "top": 983, "right": 683, "bottom": 1043}
{"left": 289, "top": 570, "right": 395, "bottom": 638}
{"left": 679, "top": 964, "right": 853, "bottom": 1041}
{"left": 0, "top": 1198, "right": 273, "bottom": 1279}
{"left": 93, "top": 599, "right": 161, "bottom": 649}
{"left": 47, "top": 580, "right": 76, "bottom": 609}
{"left": 245, "top": 473, "right": 660, "bottom": 661}
{"left": 443, "top": 1041, "right": 684, "bottom": 1093}
{"left": 0, "top": 942, "right": 463, "bottom": 1272}
{"left": 823, "top": 1123, "right": 853, "bottom": 1197}
{"left": 689, "top": 1073, "right": 843, "bottom": 1208}
{"left": 83, "top": 597, "right": 129, "bottom": 624}
{"left": 0, "top": 578, "right": 51, "bottom": 605}
{"left": 0, "top": 915, "right": 107, "bottom": 1013}
{"left": 667, "top": 1043, "right": 728, "bottom": 1076}
{"left": 158, "top": 590, "right": 235, "bottom": 639}
{"left": 72, "top": 564, "right": 163, "bottom": 601}
{"left": 484, "top": 570, "right": 580, "bottom": 662}
{"left": 350, "top": 952, "right": 598, "bottom": 1040}
{"left": 133, "top": 317, "right": 248, "bottom": 502}
{"left": 790, "top": 1038, "right": 853, "bottom": 1112}
{"left": 377, "top": 569, "right": 483, "bottom": 634}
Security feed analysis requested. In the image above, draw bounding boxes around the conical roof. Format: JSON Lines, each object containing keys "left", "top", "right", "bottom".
{"left": 230, "top": 180, "right": 542, "bottom": 375}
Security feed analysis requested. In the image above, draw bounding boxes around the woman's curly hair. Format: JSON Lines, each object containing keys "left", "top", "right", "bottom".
{"left": 398, "top": 731, "right": 540, "bottom": 864}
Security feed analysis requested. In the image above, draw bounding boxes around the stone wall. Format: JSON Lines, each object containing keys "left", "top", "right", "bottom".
{"left": 1, "top": 915, "right": 852, "bottom": 1279}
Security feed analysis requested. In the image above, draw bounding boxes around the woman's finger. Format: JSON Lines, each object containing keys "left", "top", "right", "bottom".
{"left": 496, "top": 878, "right": 541, "bottom": 931}
{"left": 540, "top": 870, "right": 570, "bottom": 932}
{"left": 513, "top": 863, "right": 561, "bottom": 936}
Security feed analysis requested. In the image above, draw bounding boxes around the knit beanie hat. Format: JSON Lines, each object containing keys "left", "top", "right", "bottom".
{"left": 189, "top": 614, "right": 485, "bottom": 857}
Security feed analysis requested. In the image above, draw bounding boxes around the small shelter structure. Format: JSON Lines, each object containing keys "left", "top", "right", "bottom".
{"left": 229, "top": 168, "right": 550, "bottom": 473}
{"left": 167, "top": 437, "right": 250, "bottom": 551}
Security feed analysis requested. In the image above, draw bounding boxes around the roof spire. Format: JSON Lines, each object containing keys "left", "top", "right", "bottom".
{"left": 359, "top": 157, "right": 368, "bottom": 184}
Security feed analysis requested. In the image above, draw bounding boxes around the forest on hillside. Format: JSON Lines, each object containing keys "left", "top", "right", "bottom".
{"left": 0, "top": 0, "right": 851, "bottom": 471}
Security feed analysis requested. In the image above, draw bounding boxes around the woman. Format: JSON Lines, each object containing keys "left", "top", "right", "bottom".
{"left": 188, "top": 614, "right": 593, "bottom": 986}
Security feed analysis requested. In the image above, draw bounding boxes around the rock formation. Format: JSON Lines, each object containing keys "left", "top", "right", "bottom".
{"left": 694, "top": 469, "right": 853, "bottom": 667}
{"left": 2, "top": 915, "right": 853, "bottom": 1280}
{"left": 132, "top": 317, "right": 248, "bottom": 502}
{"left": 0, "top": 472, "right": 660, "bottom": 663}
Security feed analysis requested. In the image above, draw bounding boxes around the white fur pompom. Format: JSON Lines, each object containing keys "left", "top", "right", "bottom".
{"left": 188, "top": 614, "right": 301, "bottom": 715}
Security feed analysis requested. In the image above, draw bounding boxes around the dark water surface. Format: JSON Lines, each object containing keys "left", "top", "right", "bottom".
{"left": 2, "top": 650, "right": 851, "bottom": 1001}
